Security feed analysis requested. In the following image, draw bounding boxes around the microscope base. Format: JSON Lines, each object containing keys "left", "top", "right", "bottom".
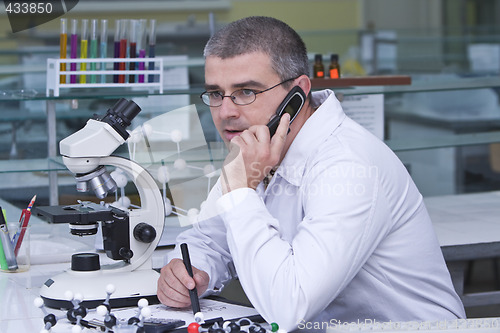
{"left": 40, "top": 268, "right": 160, "bottom": 309}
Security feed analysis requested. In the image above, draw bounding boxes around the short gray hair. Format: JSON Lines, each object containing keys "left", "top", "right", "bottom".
{"left": 204, "top": 16, "right": 310, "bottom": 82}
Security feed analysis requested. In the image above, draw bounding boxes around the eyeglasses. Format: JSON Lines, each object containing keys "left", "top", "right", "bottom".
{"left": 200, "top": 78, "right": 296, "bottom": 107}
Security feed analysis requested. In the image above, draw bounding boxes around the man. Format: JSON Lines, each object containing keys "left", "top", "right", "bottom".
{"left": 157, "top": 16, "right": 465, "bottom": 331}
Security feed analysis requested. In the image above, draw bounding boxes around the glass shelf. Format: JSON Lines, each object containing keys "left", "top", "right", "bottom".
{"left": 335, "top": 75, "right": 500, "bottom": 96}
{"left": 0, "top": 158, "right": 66, "bottom": 174}
{"left": 1, "top": 71, "right": 500, "bottom": 200}
{"left": 387, "top": 131, "right": 500, "bottom": 152}
{"left": 2, "top": 75, "right": 500, "bottom": 102}
{"left": 1, "top": 74, "right": 499, "bottom": 166}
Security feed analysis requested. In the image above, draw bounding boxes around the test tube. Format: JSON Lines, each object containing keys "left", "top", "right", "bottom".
{"left": 79, "top": 19, "right": 88, "bottom": 84}
{"left": 70, "top": 19, "right": 78, "bottom": 84}
{"left": 113, "top": 19, "right": 121, "bottom": 83}
{"left": 119, "top": 19, "right": 128, "bottom": 83}
{"left": 90, "top": 19, "right": 98, "bottom": 83}
{"left": 128, "top": 20, "right": 137, "bottom": 83}
{"left": 138, "top": 19, "right": 147, "bottom": 83}
{"left": 100, "top": 19, "right": 108, "bottom": 83}
{"left": 59, "top": 18, "right": 67, "bottom": 84}
{"left": 148, "top": 19, "right": 156, "bottom": 83}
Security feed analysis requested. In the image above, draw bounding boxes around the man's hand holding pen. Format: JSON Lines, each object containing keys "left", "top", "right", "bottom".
{"left": 157, "top": 257, "right": 209, "bottom": 309}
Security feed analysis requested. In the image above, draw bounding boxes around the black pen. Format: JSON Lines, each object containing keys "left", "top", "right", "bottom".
{"left": 181, "top": 243, "right": 201, "bottom": 314}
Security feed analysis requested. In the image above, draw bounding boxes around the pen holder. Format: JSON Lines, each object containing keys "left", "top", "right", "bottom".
{"left": 0, "top": 224, "right": 30, "bottom": 273}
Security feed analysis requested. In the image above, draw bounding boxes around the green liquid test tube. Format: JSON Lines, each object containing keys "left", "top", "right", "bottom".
{"left": 100, "top": 19, "right": 108, "bottom": 83}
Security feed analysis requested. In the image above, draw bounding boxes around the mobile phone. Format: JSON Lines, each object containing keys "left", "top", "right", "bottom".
{"left": 267, "top": 85, "right": 306, "bottom": 137}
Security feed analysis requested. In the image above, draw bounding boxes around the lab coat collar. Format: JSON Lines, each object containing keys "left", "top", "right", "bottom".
{"left": 275, "top": 89, "right": 346, "bottom": 186}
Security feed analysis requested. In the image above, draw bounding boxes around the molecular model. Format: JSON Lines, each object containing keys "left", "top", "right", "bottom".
{"left": 119, "top": 123, "right": 219, "bottom": 225}
{"left": 187, "top": 312, "right": 286, "bottom": 333}
{"left": 35, "top": 284, "right": 286, "bottom": 333}
{"left": 34, "top": 284, "right": 151, "bottom": 333}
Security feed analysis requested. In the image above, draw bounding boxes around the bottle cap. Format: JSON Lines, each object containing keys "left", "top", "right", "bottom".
{"left": 315, "top": 54, "right": 322, "bottom": 62}
{"left": 331, "top": 54, "right": 339, "bottom": 62}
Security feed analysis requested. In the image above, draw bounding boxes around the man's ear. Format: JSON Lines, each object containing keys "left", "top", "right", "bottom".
{"left": 295, "top": 75, "right": 312, "bottom": 97}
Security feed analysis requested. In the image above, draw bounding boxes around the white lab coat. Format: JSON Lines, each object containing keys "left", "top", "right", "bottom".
{"left": 167, "top": 90, "right": 465, "bottom": 331}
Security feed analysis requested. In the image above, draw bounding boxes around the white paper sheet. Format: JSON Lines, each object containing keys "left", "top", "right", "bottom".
{"left": 108, "top": 298, "right": 260, "bottom": 327}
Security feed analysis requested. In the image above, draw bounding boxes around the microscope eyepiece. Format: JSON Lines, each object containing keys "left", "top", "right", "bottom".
{"left": 100, "top": 98, "right": 141, "bottom": 140}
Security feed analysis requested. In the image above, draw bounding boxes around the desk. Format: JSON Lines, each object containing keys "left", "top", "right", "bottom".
{"left": 2, "top": 191, "right": 500, "bottom": 332}
{"left": 0, "top": 250, "right": 171, "bottom": 332}
{"left": 424, "top": 191, "right": 500, "bottom": 307}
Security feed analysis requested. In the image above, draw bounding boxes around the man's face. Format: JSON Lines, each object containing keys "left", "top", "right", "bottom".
{"left": 204, "top": 52, "right": 290, "bottom": 145}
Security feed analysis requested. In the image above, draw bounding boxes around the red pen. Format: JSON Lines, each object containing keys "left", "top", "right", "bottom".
{"left": 13, "top": 195, "right": 35, "bottom": 256}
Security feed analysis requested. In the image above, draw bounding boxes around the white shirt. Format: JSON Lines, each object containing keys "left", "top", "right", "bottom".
{"left": 168, "top": 90, "right": 465, "bottom": 331}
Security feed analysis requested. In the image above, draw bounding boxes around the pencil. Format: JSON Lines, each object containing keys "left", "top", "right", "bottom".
{"left": 13, "top": 195, "right": 36, "bottom": 255}
{"left": 180, "top": 243, "right": 201, "bottom": 315}
{"left": 27, "top": 195, "right": 36, "bottom": 211}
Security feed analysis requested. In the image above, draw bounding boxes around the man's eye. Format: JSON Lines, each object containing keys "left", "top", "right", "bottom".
{"left": 208, "top": 91, "right": 223, "bottom": 98}
{"left": 239, "top": 89, "right": 255, "bottom": 97}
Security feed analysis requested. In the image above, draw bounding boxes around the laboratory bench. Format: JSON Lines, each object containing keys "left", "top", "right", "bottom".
{"left": 3, "top": 191, "right": 500, "bottom": 332}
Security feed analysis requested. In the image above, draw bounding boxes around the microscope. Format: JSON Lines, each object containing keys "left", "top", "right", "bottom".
{"left": 34, "top": 99, "right": 165, "bottom": 309}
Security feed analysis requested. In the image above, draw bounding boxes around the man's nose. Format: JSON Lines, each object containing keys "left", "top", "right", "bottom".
{"left": 217, "top": 97, "right": 240, "bottom": 119}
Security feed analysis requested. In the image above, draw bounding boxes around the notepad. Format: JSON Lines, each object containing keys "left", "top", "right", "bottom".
{"left": 109, "top": 298, "right": 260, "bottom": 327}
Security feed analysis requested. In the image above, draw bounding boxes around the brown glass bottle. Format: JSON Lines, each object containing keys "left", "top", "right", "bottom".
{"left": 329, "top": 54, "right": 341, "bottom": 79}
{"left": 313, "top": 54, "right": 325, "bottom": 78}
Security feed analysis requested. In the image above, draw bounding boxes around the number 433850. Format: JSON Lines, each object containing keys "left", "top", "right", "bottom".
{"left": 5, "top": 2, "right": 53, "bottom": 14}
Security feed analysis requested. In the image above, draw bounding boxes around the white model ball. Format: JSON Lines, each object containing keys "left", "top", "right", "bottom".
{"left": 118, "top": 196, "right": 131, "bottom": 209}
{"left": 33, "top": 297, "right": 44, "bottom": 308}
{"left": 128, "top": 128, "right": 143, "bottom": 143}
{"left": 96, "top": 305, "right": 108, "bottom": 316}
{"left": 141, "top": 306, "right": 152, "bottom": 317}
{"left": 203, "top": 164, "right": 216, "bottom": 178}
{"left": 111, "top": 171, "right": 128, "bottom": 188}
{"left": 194, "top": 311, "right": 204, "bottom": 323}
{"left": 164, "top": 198, "right": 173, "bottom": 216}
{"left": 106, "top": 284, "right": 116, "bottom": 294}
{"left": 170, "top": 129, "right": 183, "bottom": 143}
{"left": 138, "top": 298, "right": 149, "bottom": 308}
{"left": 157, "top": 166, "right": 170, "bottom": 183}
{"left": 174, "top": 158, "right": 187, "bottom": 170}
{"left": 142, "top": 123, "right": 153, "bottom": 137}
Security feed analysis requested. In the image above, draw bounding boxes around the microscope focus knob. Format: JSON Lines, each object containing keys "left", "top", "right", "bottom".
{"left": 133, "top": 222, "right": 157, "bottom": 243}
{"left": 71, "top": 253, "right": 101, "bottom": 271}
{"left": 119, "top": 247, "right": 134, "bottom": 260}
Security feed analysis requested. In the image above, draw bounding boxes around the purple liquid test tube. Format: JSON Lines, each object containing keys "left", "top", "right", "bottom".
{"left": 70, "top": 19, "right": 78, "bottom": 84}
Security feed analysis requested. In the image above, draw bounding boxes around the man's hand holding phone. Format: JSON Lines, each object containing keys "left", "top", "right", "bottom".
{"left": 221, "top": 113, "right": 291, "bottom": 194}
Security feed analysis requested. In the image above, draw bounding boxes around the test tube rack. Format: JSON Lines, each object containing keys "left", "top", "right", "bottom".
{"left": 46, "top": 57, "right": 164, "bottom": 97}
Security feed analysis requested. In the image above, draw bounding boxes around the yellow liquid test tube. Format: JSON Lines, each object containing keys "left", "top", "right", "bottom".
{"left": 60, "top": 19, "right": 67, "bottom": 83}
{"left": 80, "top": 19, "right": 88, "bottom": 84}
